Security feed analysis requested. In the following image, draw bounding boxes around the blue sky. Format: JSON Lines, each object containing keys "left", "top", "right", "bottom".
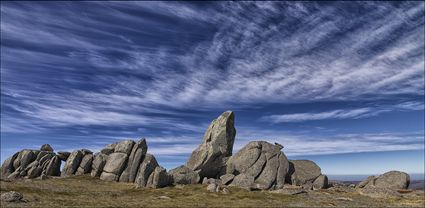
{"left": 1, "top": 1, "right": 424, "bottom": 176}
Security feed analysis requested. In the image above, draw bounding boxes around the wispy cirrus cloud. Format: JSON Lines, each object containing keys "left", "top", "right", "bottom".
{"left": 1, "top": 1, "right": 424, "bottom": 170}
{"left": 261, "top": 101, "right": 424, "bottom": 123}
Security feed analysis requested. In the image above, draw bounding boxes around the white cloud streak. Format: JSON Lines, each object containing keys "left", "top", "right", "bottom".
{"left": 261, "top": 101, "right": 424, "bottom": 123}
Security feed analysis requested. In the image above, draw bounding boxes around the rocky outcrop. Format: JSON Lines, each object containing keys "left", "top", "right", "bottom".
{"left": 44, "top": 155, "right": 61, "bottom": 176}
{"left": 75, "top": 153, "right": 93, "bottom": 175}
{"left": 287, "top": 160, "right": 323, "bottom": 188}
{"left": 135, "top": 154, "right": 159, "bottom": 188}
{"left": 168, "top": 165, "right": 200, "bottom": 185}
{"left": 61, "top": 150, "right": 83, "bottom": 176}
{"left": 146, "top": 166, "right": 171, "bottom": 188}
{"left": 119, "top": 139, "right": 147, "bottom": 183}
{"left": 1, "top": 146, "right": 63, "bottom": 180}
{"left": 357, "top": 171, "right": 410, "bottom": 189}
{"left": 100, "top": 142, "right": 117, "bottom": 155}
{"left": 91, "top": 153, "right": 108, "bottom": 177}
{"left": 226, "top": 141, "right": 289, "bottom": 190}
{"left": 100, "top": 152, "right": 128, "bottom": 181}
{"left": 186, "top": 111, "right": 236, "bottom": 179}
{"left": 313, "top": 174, "right": 328, "bottom": 190}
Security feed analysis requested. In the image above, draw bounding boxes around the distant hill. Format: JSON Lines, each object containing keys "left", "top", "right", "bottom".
{"left": 410, "top": 180, "right": 425, "bottom": 190}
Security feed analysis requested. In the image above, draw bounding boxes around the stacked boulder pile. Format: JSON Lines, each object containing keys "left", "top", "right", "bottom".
{"left": 1, "top": 144, "right": 62, "bottom": 180}
{"left": 0, "top": 111, "right": 411, "bottom": 193}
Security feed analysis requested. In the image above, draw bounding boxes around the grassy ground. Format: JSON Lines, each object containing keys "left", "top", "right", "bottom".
{"left": 1, "top": 175, "right": 424, "bottom": 207}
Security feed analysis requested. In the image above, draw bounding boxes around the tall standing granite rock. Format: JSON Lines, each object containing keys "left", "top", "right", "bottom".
{"left": 226, "top": 141, "right": 289, "bottom": 190}
{"left": 186, "top": 111, "right": 236, "bottom": 179}
{"left": 119, "top": 139, "right": 148, "bottom": 183}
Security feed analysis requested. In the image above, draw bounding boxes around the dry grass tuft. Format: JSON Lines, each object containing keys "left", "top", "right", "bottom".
{"left": 1, "top": 175, "right": 424, "bottom": 207}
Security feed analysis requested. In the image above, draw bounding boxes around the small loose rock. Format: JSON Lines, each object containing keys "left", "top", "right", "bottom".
{"left": 1, "top": 191, "right": 23, "bottom": 202}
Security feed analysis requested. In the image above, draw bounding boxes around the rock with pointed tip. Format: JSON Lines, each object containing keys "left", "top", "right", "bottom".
{"left": 186, "top": 111, "right": 236, "bottom": 179}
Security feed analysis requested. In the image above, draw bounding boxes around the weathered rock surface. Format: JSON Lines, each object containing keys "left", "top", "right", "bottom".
{"left": 100, "top": 152, "right": 128, "bottom": 181}
{"left": 287, "top": 160, "right": 322, "bottom": 186}
{"left": 44, "top": 155, "right": 61, "bottom": 176}
{"left": 100, "top": 172, "right": 120, "bottom": 181}
{"left": 220, "top": 173, "right": 235, "bottom": 185}
{"left": 186, "top": 111, "right": 236, "bottom": 179}
{"left": 226, "top": 141, "right": 289, "bottom": 190}
{"left": 357, "top": 171, "right": 410, "bottom": 190}
{"left": 135, "top": 154, "right": 158, "bottom": 188}
{"left": 229, "top": 173, "right": 254, "bottom": 190}
{"left": 91, "top": 153, "right": 108, "bottom": 177}
{"left": 168, "top": 165, "right": 200, "bottom": 185}
{"left": 313, "top": 174, "right": 328, "bottom": 190}
{"left": 357, "top": 176, "right": 376, "bottom": 188}
{"left": 61, "top": 150, "right": 83, "bottom": 176}
{"left": 1, "top": 152, "right": 19, "bottom": 179}
{"left": 114, "top": 140, "right": 135, "bottom": 155}
{"left": 75, "top": 153, "right": 93, "bottom": 175}
{"left": 2, "top": 147, "right": 58, "bottom": 180}
{"left": 146, "top": 166, "right": 171, "bottom": 188}
{"left": 100, "top": 142, "right": 117, "bottom": 155}
{"left": 57, "top": 151, "right": 71, "bottom": 161}
{"left": 1, "top": 191, "right": 23, "bottom": 202}
{"left": 119, "top": 139, "right": 147, "bottom": 183}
